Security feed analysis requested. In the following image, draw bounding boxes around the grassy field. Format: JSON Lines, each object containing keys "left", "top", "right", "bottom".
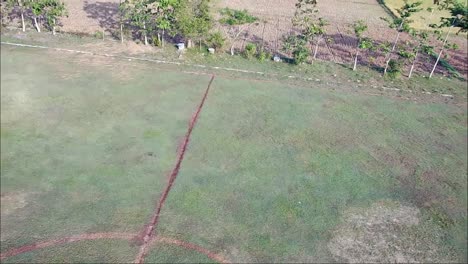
{"left": 156, "top": 75, "right": 467, "bottom": 262}
{"left": 1, "top": 41, "right": 467, "bottom": 263}
{"left": 0, "top": 45, "right": 213, "bottom": 261}
{"left": 383, "top": 0, "right": 466, "bottom": 31}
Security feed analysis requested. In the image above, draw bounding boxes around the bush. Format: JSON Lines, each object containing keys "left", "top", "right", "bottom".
{"left": 94, "top": 30, "right": 104, "bottom": 39}
{"left": 205, "top": 32, "right": 225, "bottom": 51}
{"left": 293, "top": 45, "right": 309, "bottom": 65}
{"left": 257, "top": 50, "right": 271, "bottom": 62}
{"left": 152, "top": 36, "right": 161, "bottom": 47}
{"left": 387, "top": 59, "right": 402, "bottom": 79}
{"left": 244, "top": 43, "right": 257, "bottom": 59}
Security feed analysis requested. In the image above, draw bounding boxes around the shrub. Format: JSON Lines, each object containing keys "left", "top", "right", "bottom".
{"left": 257, "top": 50, "right": 271, "bottom": 62}
{"left": 387, "top": 59, "right": 402, "bottom": 78}
{"left": 398, "top": 48, "right": 415, "bottom": 59}
{"left": 244, "top": 43, "right": 257, "bottom": 59}
{"left": 293, "top": 45, "right": 309, "bottom": 65}
{"left": 205, "top": 31, "right": 225, "bottom": 51}
{"left": 152, "top": 36, "right": 161, "bottom": 47}
{"left": 94, "top": 30, "right": 104, "bottom": 39}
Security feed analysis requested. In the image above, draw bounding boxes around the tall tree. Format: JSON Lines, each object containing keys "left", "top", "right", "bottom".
{"left": 119, "top": 0, "right": 124, "bottom": 43}
{"left": 120, "top": 0, "right": 151, "bottom": 45}
{"left": 407, "top": 7, "right": 435, "bottom": 78}
{"left": 219, "top": 8, "right": 258, "bottom": 56}
{"left": 42, "top": 0, "right": 66, "bottom": 35}
{"left": 352, "top": 20, "right": 373, "bottom": 71}
{"left": 428, "top": 0, "right": 466, "bottom": 78}
{"left": 407, "top": 30, "right": 433, "bottom": 78}
{"left": 292, "top": 0, "right": 326, "bottom": 62}
{"left": 381, "top": 0, "right": 422, "bottom": 75}
{"left": 174, "top": 0, "right": 212, "bottom": 49}
{"left": 435, "top": 0, "right": 467, "bottom": 34}
{"left": 29, "top": 0, "right": 66, "bottom": 33}
{"left": 149, "top": 0, "right": 179, "bottom": 47}
{"left": 5, "top": 0, "right": 27, "bottom": 31}
{"left": 30, "top": 0, "right": 43, "bottom": 32}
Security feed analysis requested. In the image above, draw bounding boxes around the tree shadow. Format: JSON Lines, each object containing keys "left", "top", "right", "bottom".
{"left": 83, "top": 1, "right": 120, "bottom": 38}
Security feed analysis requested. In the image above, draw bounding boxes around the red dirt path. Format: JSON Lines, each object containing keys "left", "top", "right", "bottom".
{"left": 134, "top": 75, "right": 216, "bottom": 264}
{"left": 0, "top": 232, "right": 133, "bottom": 260}
{"left": 0, "top": 232, "right": 227, "bottom": 263}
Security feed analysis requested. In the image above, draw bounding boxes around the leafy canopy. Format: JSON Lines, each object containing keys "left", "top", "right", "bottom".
{"left": 353, "top": 20, "right": 368, "bottom": 39}
{"left": 219, "top": 8, "right": 257, "bottom": 26}
{"left": 434, "top": 0, "right": 467, "bottom": 34}
{"left": 29, "top": 0, "right": 67, "bottom": 24}
{"left": 174, "top": 0, "right": 212, "bottom": 38}
{"left": 381, "top": 0, "right": 423, "bottom": 33}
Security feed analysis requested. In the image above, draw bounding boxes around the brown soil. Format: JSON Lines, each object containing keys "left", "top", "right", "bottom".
{"left": 60, "top": 0, "right": 120, "bottom": 35}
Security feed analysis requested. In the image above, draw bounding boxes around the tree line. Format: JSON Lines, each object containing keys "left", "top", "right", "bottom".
{"left": 2, "top": 0, "right": 66, "bottom": 34}
{"left": 284, "top": 0, "right": 467, "bottom": 78}
{"left": 1, "top": 0, "right": 466, "bottom": 78}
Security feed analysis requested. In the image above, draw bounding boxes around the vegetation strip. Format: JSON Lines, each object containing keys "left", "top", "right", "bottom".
{"left": 0, "top": 233, "right": 227, "bottom": 263}
{"left": 0, "top": 41, "right": 456, "bottom": 99}
{"left": 134, "top": 75, "right": 216, "bottom": 264}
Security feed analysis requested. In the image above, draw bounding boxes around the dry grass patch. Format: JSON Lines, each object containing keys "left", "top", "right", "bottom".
{"left": 328, "top": 200, "right": 457, "bottom": 263}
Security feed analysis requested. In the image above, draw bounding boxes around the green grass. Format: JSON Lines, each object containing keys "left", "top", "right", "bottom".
{"left": 1, "top": 41, "right": 466, "bottom": 262}
{"left": 0, "top": 46, "right": 212, "bottom": 252}
{"left": 157, "top": 76, "right": 467, "bottom": 262}
{"left": 4, "top": 240, "right": 137, "bottom": 263}
{"left": 144, "top": 243, "right": 216, "bottom": 263}
{"left": 1, "top": 30, "right": 467, "bottom": 98}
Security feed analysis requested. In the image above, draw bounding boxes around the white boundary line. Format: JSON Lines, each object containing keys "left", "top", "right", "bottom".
{"left": 0, "top": 41, "right": 265, "bottom": 75}
{"left": 0, "top": 41, "right": 456, "bottom": 99}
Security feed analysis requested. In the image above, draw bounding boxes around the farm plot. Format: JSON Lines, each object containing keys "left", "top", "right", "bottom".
{"left": 0, "top": 45, "right": 213, "bottom": 262}
{"left": 215, "top": 0, "right": 467, "bottom": 77}
{"left": 156, "top": 76, "right": 467, "bottom": 262}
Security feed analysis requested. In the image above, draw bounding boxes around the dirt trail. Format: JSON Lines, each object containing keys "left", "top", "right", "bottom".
{"left": 0, "top": 233, "right": 227, "bottom": 263}
{"left": 0, "top": 232, "right": 134, "bottom": 260}
{"left": 133, "top": 75, "right": 216, "bottom": 264}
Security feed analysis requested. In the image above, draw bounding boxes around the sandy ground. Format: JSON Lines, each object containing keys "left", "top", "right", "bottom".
{"left": 61, "top": 0, "right": 120, "bottom": 34}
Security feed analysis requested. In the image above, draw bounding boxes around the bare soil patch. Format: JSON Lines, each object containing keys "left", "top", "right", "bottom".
{"left": 328, "top": 200, "right": 457, "bottom": 263}
{"left": 61, "top": 0, "right": 120, "bottom": 34}
{"left": 0, "top": 192, "right": 30, "bottom": 216}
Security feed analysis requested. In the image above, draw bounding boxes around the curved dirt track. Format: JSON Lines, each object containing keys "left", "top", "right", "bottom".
{"left": 0, "top": 232, "right": 228, "bottom": 263}
{"left": 0, "top": 232, "right": 134, "bottom": 260}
